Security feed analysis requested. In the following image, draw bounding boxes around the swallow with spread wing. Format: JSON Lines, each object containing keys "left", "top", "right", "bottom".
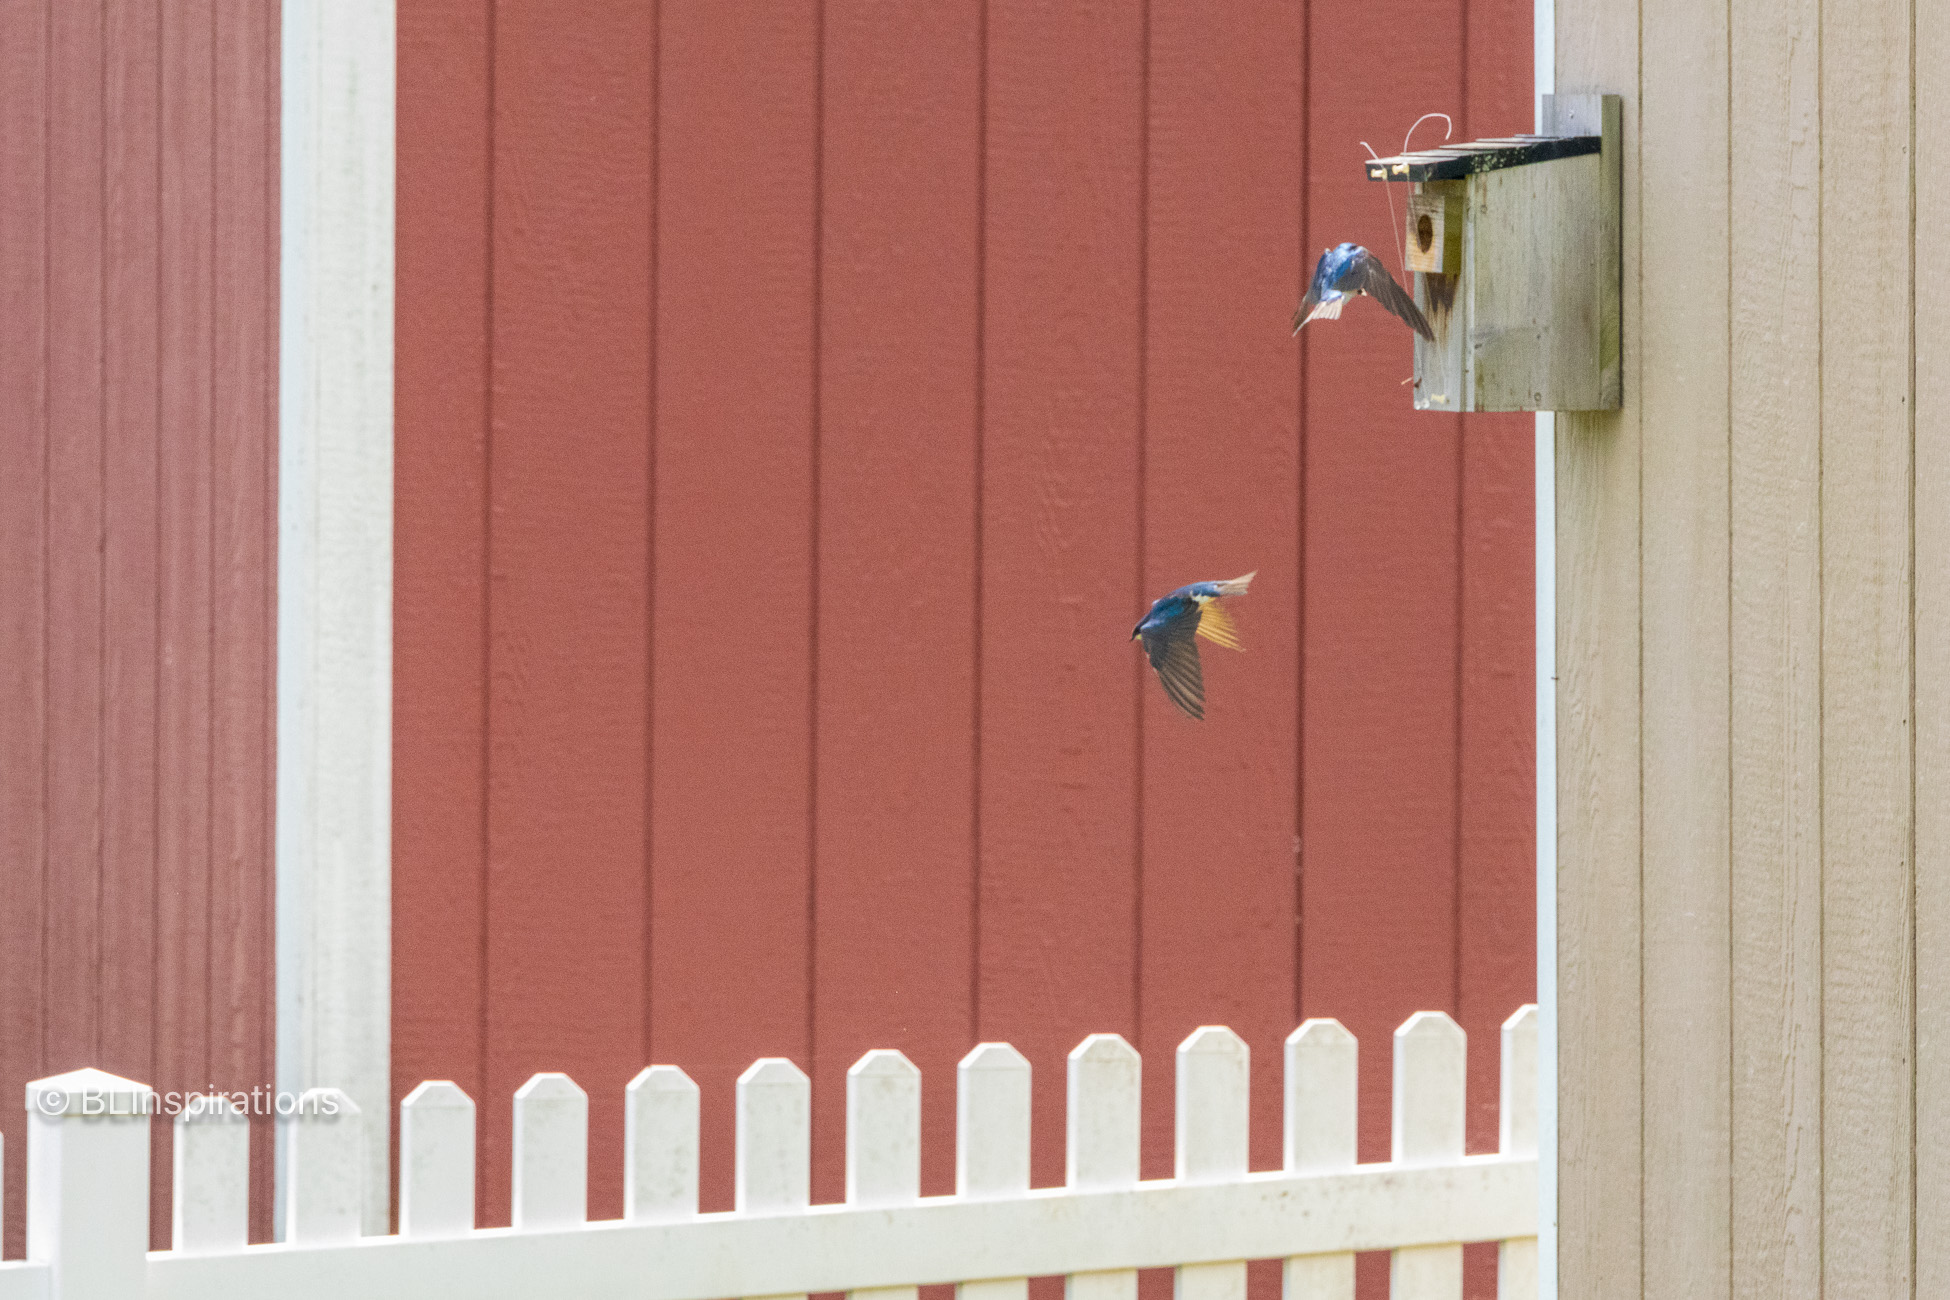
{"left": 1131, "top": 572, "right": 1255, "bottom": 721}
{"left": 1292, "top": 242, "right": 1434, "bottom": 340}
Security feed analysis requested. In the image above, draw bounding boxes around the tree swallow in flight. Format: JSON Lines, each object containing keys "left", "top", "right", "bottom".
{"left": 1293, "top": 243, "right": 1433, "bottom": 340}
{"left": 1131, "top": 572, "right": 1255, "bottom": 720}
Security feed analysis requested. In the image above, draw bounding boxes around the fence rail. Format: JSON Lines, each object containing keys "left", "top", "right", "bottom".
{"left": 0, "top": 1008, "right": 1538, "bottom": 1300}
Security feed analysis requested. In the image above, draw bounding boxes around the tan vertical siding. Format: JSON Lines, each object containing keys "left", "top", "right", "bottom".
{"left": 1815, "top": 0, "right": 1914, "bottom": 1289}
{"left": 1558, "top": 0, "right": 1931, "bottom": 1291}
{"left": 1916, "top": 0, "right": 1950, "bottom": 1292}
{"left": 1729, "top": 0, "right": 1825, "bottom": 1290}
{"left": 1639, "top": 0, "right": 1733, "bottom": 1290}
{"left": 1554, "top": 1, "right": 1644, "bottom": 1297}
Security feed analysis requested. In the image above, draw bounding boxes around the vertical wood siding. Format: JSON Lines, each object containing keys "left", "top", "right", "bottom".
{"left": 1916, "top": 1, "right": 1950, "bottom": 1294}
{"left": 1556, "top": 0, "right": 1950, "bottom": 1291}
{"left": 977, "top": 0, "right": 1146, "bottom": 1260}
{"left": 0, "top": 0, "right": 278, "bottom": 1256}
{"left": 814, "top": 0, "right": 982, "bottom": 1213}
{"left": 392, "top": 5, "right": 1536, "bottom": 1299}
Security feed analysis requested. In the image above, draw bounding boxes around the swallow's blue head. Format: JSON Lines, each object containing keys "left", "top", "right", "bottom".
{"left": 1315, "top": 243, "right": 1363, "bottom": 291}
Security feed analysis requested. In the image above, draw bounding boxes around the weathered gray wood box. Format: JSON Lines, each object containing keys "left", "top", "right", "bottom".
{"left": 1365, "top": 93, "right": 1621, "bottom": 412}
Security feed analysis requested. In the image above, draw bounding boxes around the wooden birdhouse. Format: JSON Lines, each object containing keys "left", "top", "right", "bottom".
{"left": 1365, "top": 93, "right": 1621, "bottom": 412}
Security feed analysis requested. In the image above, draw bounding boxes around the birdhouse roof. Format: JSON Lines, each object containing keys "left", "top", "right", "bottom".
{"left": 1364, "top": 134, "right": 1601, "bottom": 182}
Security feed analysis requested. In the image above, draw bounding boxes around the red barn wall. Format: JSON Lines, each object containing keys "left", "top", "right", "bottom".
{"left": 0, "top": 0, "right": 279, "bottom": 1255}
{"left": 394, "top": 0, "right": 1534, "bottom": 1294}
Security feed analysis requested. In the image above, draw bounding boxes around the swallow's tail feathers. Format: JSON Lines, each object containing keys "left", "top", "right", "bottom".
{"left": 1195, "top": 600, "right": 1244, "bottom": 652}
{"left": 1293, "top": 296, "right": 1344, "bottom": 335}
{"left": 1214, "top": 570, "right": 1255, "bottom": 598}
{"left": 1290, "top": 290, "right": 1318, "bottom": 335}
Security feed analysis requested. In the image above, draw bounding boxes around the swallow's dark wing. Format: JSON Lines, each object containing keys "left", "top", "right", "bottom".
{"left": 1350, "top": 247, "right": 1435, "bottom": 341}
{"left": 1141, "top": 606, "right": 1205, "bottom": 720}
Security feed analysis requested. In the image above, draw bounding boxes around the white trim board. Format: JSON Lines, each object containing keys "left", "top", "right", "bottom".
{"left": 276, "top": 0, "right": 397, "bottom": 1238}
{"left": 1533, "top": 0, "right": 1559, "bottom": 1291}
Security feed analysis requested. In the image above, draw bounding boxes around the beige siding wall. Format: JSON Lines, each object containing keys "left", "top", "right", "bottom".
{"left": 1556, "top": 0, "right": 1949, "bottom": 1292}
{"left": 1920, "top": 2, "right": 1950, "bottom": 1293}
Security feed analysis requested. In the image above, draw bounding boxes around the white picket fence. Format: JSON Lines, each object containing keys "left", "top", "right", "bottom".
{"left": 0, "top": 1008, "right": 1538, "bottom": 1300}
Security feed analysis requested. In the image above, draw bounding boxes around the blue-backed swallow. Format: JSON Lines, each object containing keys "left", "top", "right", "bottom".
{"left": 1292, "top": 243, "right": 1434, "bottom": 341}
{"left": 1131, "top": 572, "right": 1255, "bottom": 720}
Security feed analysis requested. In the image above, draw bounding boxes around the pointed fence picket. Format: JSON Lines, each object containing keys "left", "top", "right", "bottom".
{"left": 1496, "top": 1008, "right": 1540, "bottom": 1300}
{"left": 283, "top": 1087, "right": 362, "bottom": 1244}
{"left": 848, "top": 1051, "right": 922, "bottom": 1300}
{"left": 399, "top": 1081, "right": 475, "bottom": 1239}
{"left": 954, "top": 1043, "right": 1032, "bottom": 1300}
{"left": 172, "top": 1095, "right": 248, "bottom": 1254}
{"left": 0, "top": 1008, "right": 1539, "bottom": 1300}
{"left": 1065, "top": 1033, "right": 1142, "bottom": 1300}
{"left": 512, "top": 1073, "right": 588, "bottom": 1231}
{"left": 737, "top": 1057, "right": 813, "bottom": 1300}
{"left": 1390, "top": 1014, "right": 1468, "bottom": 1300}
{"left": 1283, "top": 1019, "right": 1357, "bottom": 1300}
{"left": 1175, "top": 1027, "right": 1250, "bottom": 1300}
{"left": 624, "top": 1065, "right": 699, "bottom": 1223}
